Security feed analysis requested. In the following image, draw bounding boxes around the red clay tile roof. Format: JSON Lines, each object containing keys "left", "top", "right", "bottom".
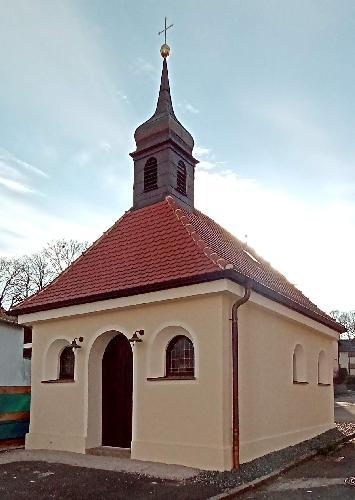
{"left": 12, "top": 197, "right": 343, "bottom": 332}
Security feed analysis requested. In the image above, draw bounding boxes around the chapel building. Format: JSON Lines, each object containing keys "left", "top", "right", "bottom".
{"left": 13, "top": 43, "right": 344, "bottom": 471}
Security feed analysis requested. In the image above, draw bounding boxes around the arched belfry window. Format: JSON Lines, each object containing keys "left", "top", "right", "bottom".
{"left": 166, "top": 335, "right": 194, "bottom": 377}
{"left": 176, "top": 161, "right": 187, "bottom": 195}
{"left": 144, "top": 157, "right": 158, "bottom": 192}
{"left": 59, "top": 346, "right": 75, "bottom": 380}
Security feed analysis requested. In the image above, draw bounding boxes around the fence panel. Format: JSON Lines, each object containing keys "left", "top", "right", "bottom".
{"left": 0, "top": 386, "right": 30, "bottom": 441}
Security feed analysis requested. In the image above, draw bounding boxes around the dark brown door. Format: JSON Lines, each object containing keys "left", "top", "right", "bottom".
{"left": 102, "top": 334, "right": 133, "bottom": 447}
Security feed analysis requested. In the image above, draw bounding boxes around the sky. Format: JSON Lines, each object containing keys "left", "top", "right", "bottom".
{"left": 0, "top": 0, "right": 354, "bottom": 313}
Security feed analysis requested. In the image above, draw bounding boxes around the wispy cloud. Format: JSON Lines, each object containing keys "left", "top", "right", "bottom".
{"left": 178, "top": 101, "right": 199, "bottom": 115}
{"left": 0, "top": 148, "right": 48, "bottom": 178}
{"left": 0, "top": 147, "right": 48, "bottom": 195}
{"left": 0, "top": 1, "right": 131, "bottom": 149}
{"left": 0, "top": 176, "right": 34, "bottom": 194}
{"left": 194, "top": 145, "right": 226, "bottom": 171}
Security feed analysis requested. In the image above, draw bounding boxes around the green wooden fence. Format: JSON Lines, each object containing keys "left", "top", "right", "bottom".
{"left": 0, "top": 386, "right": 30, "bottom": 441}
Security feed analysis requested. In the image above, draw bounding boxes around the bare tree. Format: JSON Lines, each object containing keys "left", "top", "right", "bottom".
{"left": 0, "top": 239, "right": 89, "bottom": 310}
{"left": 43, "top": 239, "right": 89, "bottom": 275}
{"left": 330, "top": 310, "right": 355, "bottom": 339}
{"left": 0, "top": 257, "right": 23, "bottom": 309}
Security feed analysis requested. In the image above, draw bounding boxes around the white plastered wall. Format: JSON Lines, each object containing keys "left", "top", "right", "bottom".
{"left": 231, "top": 295, "right": 337, "bottom": 464}
{"left": 21, "top": 279, "right": 339, "bottom": 471}
{"left": 24, "top": 292, "right": 230, "bottom": 470}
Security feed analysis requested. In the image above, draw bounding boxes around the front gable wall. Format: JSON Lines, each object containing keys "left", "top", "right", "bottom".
{"left": 27, "top": 293, "right": 231, "bottom": 470}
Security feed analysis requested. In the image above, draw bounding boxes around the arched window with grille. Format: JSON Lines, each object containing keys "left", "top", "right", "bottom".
{"left": 176, "top": 161, "right": 187, "bottom": 195}
{"left": 144, "top": 157, "right": 158, "bottom": 192}
{"left": 59, "top": 346, "right": 75, "bottom": 380}
{"left": 166, "top": 335, "right": 194, "bottom": 377}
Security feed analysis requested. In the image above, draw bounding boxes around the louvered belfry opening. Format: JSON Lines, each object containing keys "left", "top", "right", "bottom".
{"left": 131, "top": 55, "right": 198, "bottom": 211}
{"left": 143, "top": 157, "right": 158, "bottom": 192}
{"left": 176, "top": 160, "right": 187, "bottom": 195}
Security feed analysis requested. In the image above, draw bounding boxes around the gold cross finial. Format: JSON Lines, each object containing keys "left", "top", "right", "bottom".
{"left": 158, "top": 17, "right": 173, "bottom": 45}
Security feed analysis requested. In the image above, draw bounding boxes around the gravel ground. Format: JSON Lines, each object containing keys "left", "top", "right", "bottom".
{"left": 189, "top": 423, "right": 355, "bottom": 497}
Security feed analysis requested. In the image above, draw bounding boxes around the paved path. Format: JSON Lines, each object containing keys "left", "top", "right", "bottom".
{"left": 0, "top": 448, "right": 197, "bottom": 481}
{"left": 0, "top": 460, "right": 211, "bottom": 499}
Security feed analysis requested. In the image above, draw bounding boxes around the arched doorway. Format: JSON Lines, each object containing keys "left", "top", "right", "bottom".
{"left": 102, "top": 333, "right": 133, "bottom": 448}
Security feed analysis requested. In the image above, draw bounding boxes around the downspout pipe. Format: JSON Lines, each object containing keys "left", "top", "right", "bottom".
{"left": 231, "top": 280, "right": 251, "bottom": 469}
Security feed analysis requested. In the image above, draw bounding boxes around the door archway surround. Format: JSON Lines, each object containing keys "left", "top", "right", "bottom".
{"left": 102, "top": 333, "right": 133, "bottom": 447}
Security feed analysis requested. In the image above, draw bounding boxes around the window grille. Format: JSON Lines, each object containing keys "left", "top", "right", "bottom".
{"left": 144, "top": 157, "right": 158, "bottom": 192}
{"left": 176, "top": 161, "right": 187, "bottom": 195}
{"left": 166, "top": 335, "right": 194, "bottom": 377}
{"left": 59, "top": 346, "right": 75, "bottom": 380}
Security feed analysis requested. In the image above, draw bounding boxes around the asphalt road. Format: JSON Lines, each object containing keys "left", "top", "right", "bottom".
{"left": 335, "top": 392, "right": 355, "bottom": 423}
{"left": 239, "top": 439, "right": 355, "bottom": 499}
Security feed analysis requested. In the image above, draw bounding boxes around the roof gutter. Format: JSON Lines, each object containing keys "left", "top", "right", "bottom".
{"left": 12, "top": 269, "right": 344, "bottom": 334}
{"left": 231, "top": 280, "right": 251, "bottom": 469}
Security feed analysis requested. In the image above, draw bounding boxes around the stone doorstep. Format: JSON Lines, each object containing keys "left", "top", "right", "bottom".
{"left": 86, "top": 446, "right": 131, "bottom": 459}
{"left": 209, "top": 431, "right": 355, "bottom": 500}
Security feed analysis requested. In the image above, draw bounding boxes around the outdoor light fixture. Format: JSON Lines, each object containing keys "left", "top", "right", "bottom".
{"left": 70, "top": 337, "right": 84, "bottom": 350}
{"left": 129, "top": 329, "right": 144, "bottom": 345}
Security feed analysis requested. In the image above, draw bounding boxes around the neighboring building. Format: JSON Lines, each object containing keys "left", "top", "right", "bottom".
{"left": 339, "top": 339, "right": 355, "bottom": 375}
{"left": 0, "top": 308, "right": 31, "bottom": 386}
{"left": 13, "top": 44, "right": 344, "bottom": 471}
{"left": 0, "top": 308, "right": 31, "bottom": 442}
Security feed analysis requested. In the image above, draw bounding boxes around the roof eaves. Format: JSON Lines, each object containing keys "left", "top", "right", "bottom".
{"left": 12, "top": 266, "right": 344, "bottom": 333}
{"left": 11, "top": 210, "right": 131, "bottom": 314}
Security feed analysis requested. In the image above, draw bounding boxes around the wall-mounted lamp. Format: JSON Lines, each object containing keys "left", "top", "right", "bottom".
{"left": 129, "top": 329, "right": 144, "bottom": 345}
{"left": 71, "top": 336, "right": 84, "bottom": 350}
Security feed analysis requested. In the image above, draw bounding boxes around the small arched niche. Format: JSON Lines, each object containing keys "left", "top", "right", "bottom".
{"left": 147, "top": 326, "right": 197, "bottom": 379}
{"left": 318, "top": 350, "right": 329, "bottom": 385}
{"left": 293, "top": 344, "right": 307, "bottom": 383}
{"left": 43, "top": 339, "right": 73, "bottom": 381}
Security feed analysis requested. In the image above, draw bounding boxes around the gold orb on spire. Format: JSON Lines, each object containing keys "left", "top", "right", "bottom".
{"left": 160, "top": 43, "right": 170, "bottom": 58}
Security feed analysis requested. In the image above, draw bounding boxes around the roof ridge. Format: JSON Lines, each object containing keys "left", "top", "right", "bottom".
{"left": 165, "top": 196, "right": 233, "bottom": 271}
{"left": 193, "top": 208, "right": 324, "bottom": 307}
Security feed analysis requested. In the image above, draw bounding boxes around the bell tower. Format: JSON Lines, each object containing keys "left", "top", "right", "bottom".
{"left": 130, "top": 37, "right": 198, "bottom": 212}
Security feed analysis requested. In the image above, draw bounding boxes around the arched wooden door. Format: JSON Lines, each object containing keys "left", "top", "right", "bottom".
{"left": 102, "top": 334, "right": 133, "bottom": 448}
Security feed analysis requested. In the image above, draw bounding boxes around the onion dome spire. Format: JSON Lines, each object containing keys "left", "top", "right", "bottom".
{"left": 130, "top": 21, "right": 198, "bottom": 212}
{"left": 154, "top": 55, "right": 175, "bottom": 118}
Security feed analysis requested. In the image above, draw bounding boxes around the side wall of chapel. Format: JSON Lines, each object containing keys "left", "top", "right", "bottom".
{"left": 230, "top": 295, "right": 337, "bottom": 464}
